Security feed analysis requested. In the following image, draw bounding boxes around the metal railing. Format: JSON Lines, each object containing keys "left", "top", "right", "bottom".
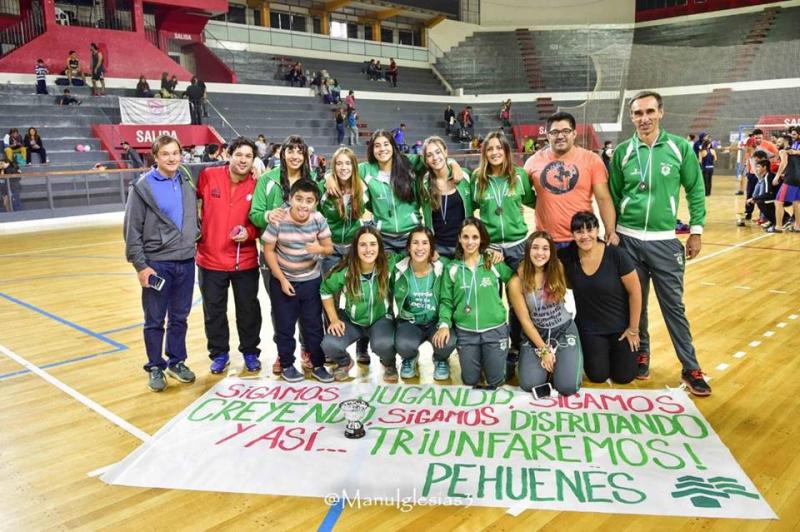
{"left": 0, "top": 4, "right": 44, "bottom": 58}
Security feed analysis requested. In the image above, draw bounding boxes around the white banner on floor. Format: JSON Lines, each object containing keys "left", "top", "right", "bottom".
{"left": 119, "top": 97, "right": 190, "bottom": 125}
{"left": 101, "top": 380, "right": 775, "bottom": 519}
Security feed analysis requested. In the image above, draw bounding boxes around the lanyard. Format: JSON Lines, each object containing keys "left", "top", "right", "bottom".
{"left": 488, "top": 177, "right": 508, "bottom": 209}
{"left": 634, "top": 136, "right": 654, "bottom": 188}
{"left": 461, "top": 264, "right": 477, "bottom": 311}
{"left": 409, "top": 267, "right": 432, "bottom": 296}
{"left": 360, "top": 272, "right": 376, "bottom": 322}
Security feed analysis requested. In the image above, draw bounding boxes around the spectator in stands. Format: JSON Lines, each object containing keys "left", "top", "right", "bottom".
{"left": 267, "top": 144, "right": 281, "bottom": 169}
{"left": 160, "top": 72, "right": 173, "bottom": 98}
{"left": 329, "top": 79, "right": 341, "bottom": 104}
{"left": 89, "top": 43, "right": 105, "bottom": 96}
{"left": 64, "top": 50, "right": 86, "bottom": 86}
{"left": 748, "top": 159, "right": 777, "bottom": 231}
{"left": 499, "top": 103, "right": 511, "bottom": 130}
{"left": 168, "top": 75, "right": 179, "bottom": 95}
{"left": 366, "top": 59, "right": 378, "bottom": 80}
{"left": 444, "top": 105, "right": 456, "bottom": 136}
{"left": 346, "top": 109, "right": 359, "bottom": 146}
{"left": 203, "top": 144, "right": 222, "bottom": 162}
{"left": 601, "top": 140, "right": 613, "bottom": 171}
{"left": 3, "top": 129, "right": 25, "bottom": 164}
{"left": 255, "top": 134, "right": 268, "bottom": 161}
{"left": 335, "top": 108, "right": 346, "bottom": 145}
{"left": 220, "top": 143, "right": 230, "bottom": 162}
{"left": 317, "top": 155, "right": 327, "bottom": 177}
{"left": 124, "top": 134, "right": 198, "bottom": 392}
{"left": 58, "top": 88, "right": 80, "bottom": 106}
{"left": 608, "top": 90, "right": 710, "bottom": 397}
{"left": 196, "top": 77, "right": 209, "bottom": 118}
{"left": 773, "top": 133, "right": 800, "bottom": 233}
{"left": 135, "top": 75, "right": 153, "bottom": 98}
{"left": 121, "top": 141, "right": 144, "bottom": 168}
{"left": 0, "top": 155, "right": 22, "bottom": 212}
{"left": 374, "top": 60, "right": 383, "bottom": 81}
{"left": 687, "top": 133, "right": 696, "bottom": 144}
{"left": 458, "top": 105, "right": 474, "bottom": 139}
{"left": 692, "top": 132, "right": 705, "bottom": 158}
{"left": 523, "top": 136, "right": 535, "bottom": 156}
{"left": 387, "top": 58, "right": 398, "bottom": 87}
{"left": 310, "top": 71, "right": 323, "bottom": 96}
{"left": 184, "top": 76, "right": 205, "bottom": 125}
{"left": 34, "top": 59, "right": 48, "bottom": 95}
{"left": 392, "top": 124, "right": 408, "bottom": 153}
{"left": 23, "top": 127, "right": 47, "bottom": 165}
{"left": 699, "top": 137, "right": 717, "bottom": 196}
{"left": 344, "top": 90, "right": 356, "bottom": 113}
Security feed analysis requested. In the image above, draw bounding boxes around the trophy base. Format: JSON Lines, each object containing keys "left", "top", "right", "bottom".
{"left": 344, "top": 426, "right": 366, "bottom": 439}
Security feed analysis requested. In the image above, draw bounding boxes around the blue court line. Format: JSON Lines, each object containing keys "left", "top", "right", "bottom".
{"left": 0, "top": 254, "right": 122, "bottom": 261}
{"left": 0, "top": 347, "right": 125, "bottom": 381}
{"left": 0, "top": 292, "right": 127, "bottom": 351}
{"left": 318, "top": 498, "right": 345, "bottom": 532}
{"left": 0, "top": 272, "right": 131, "bottom": 286}
{"left": 99, "top": 322, "right": 145, "bottom": 335}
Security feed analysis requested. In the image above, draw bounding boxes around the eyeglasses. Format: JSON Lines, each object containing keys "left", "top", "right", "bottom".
{"left": 547, "top": 128, "right": 574, "bottom": 138}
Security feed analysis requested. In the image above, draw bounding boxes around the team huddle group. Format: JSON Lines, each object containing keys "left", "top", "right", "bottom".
{"left": 123, "top": 90, "right": 713, "bottom": 398}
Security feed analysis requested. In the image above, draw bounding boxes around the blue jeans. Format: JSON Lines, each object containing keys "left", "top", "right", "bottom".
{"left": 141, "top": 258, "right": 196, "bottom": 371}
{"left": 270, "top": 275, "right": 324, "bottom": 368}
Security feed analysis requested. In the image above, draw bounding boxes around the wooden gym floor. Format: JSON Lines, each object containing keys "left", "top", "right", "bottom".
{"left": 1, "top": 176, "right": 798, "bottom": 530}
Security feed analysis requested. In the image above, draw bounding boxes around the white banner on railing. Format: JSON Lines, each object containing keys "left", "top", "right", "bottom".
{"left": 119, "top": 97, "right": 191, "bottom": 125}
{"left": 100, "top": 381, "right": 775, "bottom": 520}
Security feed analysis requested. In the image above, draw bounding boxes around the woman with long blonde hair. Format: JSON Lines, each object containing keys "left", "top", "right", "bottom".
{"left": 507, "top": 231, "right": 583, "bottom": 397}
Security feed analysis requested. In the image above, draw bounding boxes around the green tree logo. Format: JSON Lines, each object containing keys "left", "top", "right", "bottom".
{"left": 671, "top": 475, "right": 760, "bottom": 508}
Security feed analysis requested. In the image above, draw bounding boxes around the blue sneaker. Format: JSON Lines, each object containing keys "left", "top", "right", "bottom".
{"left": 282, "top": 366, "right": 305, "bottom": 383}
{"left": 433, "top": 360, "right": 450, "bottom": 381}
{"left": 243, "top": 353, "right": 261, "bottom": 372}
{"left": 400, "top": 357, "right": 418, "bottom": 379}
{"left": 311, "top": 366, "right": 334, "bottom": 383}
{"left": 209, "top": 353, "right": 229, "bottom": 374}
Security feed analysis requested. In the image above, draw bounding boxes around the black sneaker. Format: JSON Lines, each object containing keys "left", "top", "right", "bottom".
{"left": 636, "top": 352, "right": 650, "bottom": 380}
{"left": 356, "top": 350, "right": 371, "bottom": 365}
{"left": 148, "top": 367, "right": 167, "bottom": 392}
{"left": 682, "top": 369, "right": 712, "bottom": 397}
{"left": 311, "top": 366, "right": 334, "bottom": 383}
{"left": 167, "top": 362, "right": 196, "bottom": 383}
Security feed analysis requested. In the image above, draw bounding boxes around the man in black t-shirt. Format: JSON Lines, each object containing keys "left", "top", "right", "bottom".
{"left": 184, "top": 77, "right": 205, "bottom": 125}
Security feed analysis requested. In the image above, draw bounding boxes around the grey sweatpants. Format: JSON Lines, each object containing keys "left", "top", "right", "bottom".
{"left": 456, "top": 325, "right": 508, "bottom": 387}
{"left": 518, "top": 320, "right": 583, "bottom": 396}
{"left": 618, "top": 234, "right": 700, "bottom": 371}
{"left": 395, "top": 320, "right": 457, "bottom": 361}
{"left": 321, "top": 316, "right": 395, "bottom": 366}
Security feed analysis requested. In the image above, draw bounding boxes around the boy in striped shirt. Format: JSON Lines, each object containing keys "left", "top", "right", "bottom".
{"left": 263, "top": 179, "right": 334, "bottom": 382}
{"left": 34, "top": 59, "right": 48, "bottom": 95}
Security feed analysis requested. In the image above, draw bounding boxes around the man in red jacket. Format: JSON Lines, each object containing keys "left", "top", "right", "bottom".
{"left": 196, "top": 137, "right": 263, "bottom": 374}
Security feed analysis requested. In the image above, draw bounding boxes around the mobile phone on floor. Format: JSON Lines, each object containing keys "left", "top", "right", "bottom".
{"left": 532, "top": 382, "right": 553, "bottom": 400}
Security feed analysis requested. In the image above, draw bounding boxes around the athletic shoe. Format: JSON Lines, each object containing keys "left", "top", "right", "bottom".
{"left": 272, "top": 358, "right": 282, "bottom": 375}
{"left": 383, "top": 364, "right": 399, "bottom": 383}
{"left": 433, "top": 361, "right": 451, "bottom": 381}
{"left": 209, "top": 353, "right": 230, "bottom": 374}
{"left": 356, "top": 350, "right": 371, "bottom": 365}
{"left": 282, "top": 366, "right": 305, "bottom": 383}
{"left": 735, "top": 191, "right": 744, "bottom": 195}
{"left": 148, "top": 367, "right": 167, "bottom": 392}
{"left": 682, "top": 369, "right": 712, "bottom": 396}
{"left": 300, "top": 350, "right": 313, "bottom": 370}
{"left": 167, "top": 362, "right": 196, "bottom": 383}
{"left": 736, "top": 219, "right": 746, "bottom": 227}
{"left": 766, "top": 226, "right": 782, "bottom": 233}
{"left": 755, "top": 218, "right": 767, "bottom": 226}
{"left": 311, "top": 366, "right": 335, "bottom": 383}
{"left": 400, "top": 357, "right": 418, "bottom": 379}
{"left": 243, "top": 353, "right": 261, "bottom": 372}
{"left": 636, "top": 352, "right": 650, "bottom": 380}
{"left": 334, "top": 357, "right": 354, "bottom": 381}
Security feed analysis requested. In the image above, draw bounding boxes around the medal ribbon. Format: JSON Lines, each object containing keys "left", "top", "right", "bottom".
{"left": 461, "top": 264, "right": 477, "bottom": 313}
{"left": 634, "top": 136, "right": 654, "bottom": 191}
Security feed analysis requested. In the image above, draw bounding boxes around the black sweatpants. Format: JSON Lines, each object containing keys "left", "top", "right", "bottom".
{"left": 579, "top": 330, "right": 637, "bottom": 384}
{"left": 198, "top": 266, "right": 262, "bottom": 359}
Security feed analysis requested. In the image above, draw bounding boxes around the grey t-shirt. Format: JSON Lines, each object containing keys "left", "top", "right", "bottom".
{"left": 525, "top": 288, "right": 571, "bottom": 332}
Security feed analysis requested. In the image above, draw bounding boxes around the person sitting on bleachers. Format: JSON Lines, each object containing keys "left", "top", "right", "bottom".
{"left": 136, "top": 75, "right": 153, "bottom": 98}
{"left": 0, "top": 155, "right": 22, "bottom": 212}
{"left": 23, "top": 127, "right": 47, "bottom": 165}
{"left": 328, "top": 78, "right": 341, "bottom": 104}
{"left": 121, "top": 141, "right": 145, "bottom": 169}
{"left": 310, "top": 71, "right": 323, "bottom": 96}
{"left": 3, "top": 129, "right": 26, "bottom": 165}
{"left": 374, "top": 60, "right": 383, "bottom": 81}
{"left": 387, "top": 58, "right": 398, "bottom": 87}
{"left": 365, "top": 59, "right": 378, "bottom": 80}
{"left": 58, "top": 88, "right": 80, "bottom": 106}
{"left": 159, "top": 72, "right": 173, "bottom": 98}
{"left": 64, "top": 50, "right": 86, "bottom": 86}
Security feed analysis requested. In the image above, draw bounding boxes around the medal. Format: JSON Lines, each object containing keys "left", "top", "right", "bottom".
{"left": 638, "top": 182, "right": 648, "bottom": 192}
{"left": 465, "top": 304, "right": 471, "bottom": 314}
{"left": 495, "top": 206, "right": 503, "bottom": 216}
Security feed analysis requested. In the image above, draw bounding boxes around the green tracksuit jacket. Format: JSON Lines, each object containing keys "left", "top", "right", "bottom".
{"left": 320, "top": 254, "right": 400, "bottom": 327}
{"left": 438, "top": 259, "right": 514, "bottom": 332}
{"left": 391, "top": 257, "right": 446, "bottom": 324}
{"left": 470, "top": 166, "right": 536, "bottom": 245}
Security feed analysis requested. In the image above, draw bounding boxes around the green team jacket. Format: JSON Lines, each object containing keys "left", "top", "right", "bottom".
{"left": 609, "top": 130, "right": 706, "bottom": 238}
{"left": 419, "top": 167, "right": 473, "bottom": 232}
{"left": 319, "top": 185, "right": 369, "bottom": 245}
{"left": 359, "top": 155, "right": 425, "bottom": 235}
{"left": 438, "top": 259, "right": 514, "bottom": 333}
{"left": 320, "top": 253, "right": 400, "bottom": 327}
{"left": 248, "top": 167, "right": 321, "bottom": 231}
{"left": 470, "top": 166, "right": 536, "bottom": 245}
{"left": 391, "top": 257, "right": 446, "bottom": 324}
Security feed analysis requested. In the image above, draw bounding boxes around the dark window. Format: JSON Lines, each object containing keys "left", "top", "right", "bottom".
{"left": 398, "top": 30, "right": 412, "bottom": 46}
{"left": 381, "top": 27, "right": 393, "bottom": 43}
{"left": 292, "top": 14, "right": 306, "bottom": 32}
{"left": 254, "top": 8, "right": 262, "bottom": 26}
{"left": 347, "top": 22, "right": 358, "bottom": 39}
{"left": 228, "top": 4, "right": 246, "bottom": 24}
{"left": 364, "top": 24, "right": 373, "bottom": 40}
{"left": 313, "top": 16, "right": 322, "bottom": 34}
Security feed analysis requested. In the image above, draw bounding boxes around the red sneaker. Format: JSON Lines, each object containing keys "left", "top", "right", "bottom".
{"left": 682, "top": 369, "right": 712, "bottom": 396}
{"left": 300, "top": 349, "right": 313, "bottom": 370}
{"left": 636, "top": 352, "right": 650, "bottom": 380}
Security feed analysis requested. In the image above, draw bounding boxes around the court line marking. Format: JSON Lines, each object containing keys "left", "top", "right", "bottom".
{"left": 0, "top": 348, "right": 124, "bottom": 381}
{"left": 749, "top": 340, "right": 762, "bottom": 348}
{"left": 716, "top": 363, "right": 730, "bottom": 371}
{"left": 318, "top": 498, "right": 345, "bottom": 532}
{"left": 0, "top": 292, "right": 127, "bottom": 351}
{"left": 687, "top": 233, "right": 773, "bottom": 265}
{"left": 0, "top": 344, "right": 150, "bottom": 442}
{"left": 777, "top": 322, "right": 787, "bottom": 328}
{"left": 763, "top": 331, "right": 775, "bottom": 337}
{"left": 0, "top": 240, "right": 120, "bottom": 258}
{"left": 733, "top": 351, "right": 746, "bottom": 359}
